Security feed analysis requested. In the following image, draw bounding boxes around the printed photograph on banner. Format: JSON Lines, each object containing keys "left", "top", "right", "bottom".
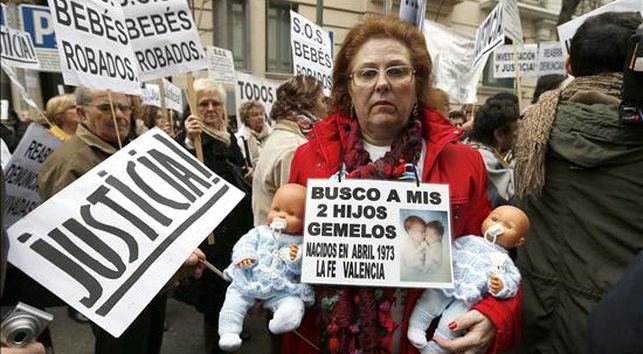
{"left": 6, "top": 128, "right": 244, "bottom": 337}
{"left": 301, "top": 179, "right": 454, "bottom": 289}
{"left": 399, "top": 209, "right": 451, "bottom": 283}
{"left": 47, "top": 0, "right": 141, "bottom": 94}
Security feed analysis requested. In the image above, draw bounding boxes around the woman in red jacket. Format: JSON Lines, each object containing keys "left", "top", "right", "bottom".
{"left": 283, "top": 16, "right": 521, "bottom": 354}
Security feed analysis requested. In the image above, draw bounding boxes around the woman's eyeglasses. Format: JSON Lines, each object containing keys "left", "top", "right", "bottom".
{"left": 350, "top": 65, "right": 416, "bottom": 87}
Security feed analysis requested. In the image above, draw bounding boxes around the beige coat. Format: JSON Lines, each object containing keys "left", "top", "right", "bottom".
{"left": 38, "top": 124, "right": 117, "bottom": 200}
{"left": 251, "top": 120, "right": 307, "bottom": 226}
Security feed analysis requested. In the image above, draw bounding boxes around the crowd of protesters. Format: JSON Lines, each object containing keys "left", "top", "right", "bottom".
{"left": 1, "top": 9, "right": 642, "bottom": 354}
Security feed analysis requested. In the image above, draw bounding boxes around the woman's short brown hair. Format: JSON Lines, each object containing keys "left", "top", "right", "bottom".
{"left": 270, "top": 75, "right": 324, "bottom": 121}
{"left": 332, "top": 15, "right": 433, "bottom": 117}
{"left": 238, "top": 101, "right": 265, "bottom": 125}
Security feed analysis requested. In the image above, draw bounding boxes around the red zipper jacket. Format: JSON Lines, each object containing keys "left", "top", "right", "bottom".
{"left": 285, "top": 108, "right": 521, "bottom": 354}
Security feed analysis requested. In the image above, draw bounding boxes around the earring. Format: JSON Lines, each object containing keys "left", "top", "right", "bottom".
{"left": 412, "top": 102, "right": 419, "bottom": 118}
{"left": 350, "top": 103, "right": 355, "bottom": 119}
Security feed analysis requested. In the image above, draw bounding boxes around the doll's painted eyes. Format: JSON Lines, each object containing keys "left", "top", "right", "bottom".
{"left": 492, "top": 216, "right": 498, "bottom": 222}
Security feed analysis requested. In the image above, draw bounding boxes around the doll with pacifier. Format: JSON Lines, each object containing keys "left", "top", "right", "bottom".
{"left": 407, "top": 205, "right": 530, "bottom": 353}
{"left": 218, "top": 184, "right": 313, "bottom": 351}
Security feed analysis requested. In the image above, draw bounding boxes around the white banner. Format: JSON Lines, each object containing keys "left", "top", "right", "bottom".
{"left": 301, "top": 179, "right": 454, "bottom": 288}
{"left": 557, "top": 0, "right": 642, "bottom": 55}
{"left": 2, "top": 124, "right": 63, "bottom": 227}
{"left": 121, "top": 0, "right": 208, "bottom": 81}
{"left": 399, "top": 0, "right": 428, "bottom": 30}
{"left": 537, "top": 42, "right": 566, "bottom": 76}
{"left": 0, "top": 25, "right": 41, "bottom": 70}
{"left": 473, "top": 2, "right": 505, "bottom": 67}
{"left": 163, "top": 79, "right": 184, "bottom": 114}
{"left": 206, "top": 46, "right": 236, "bottom": 86}
{"left": 492, "top": 44, "right": 538, "bottom": 78}
{"left": 290, "top": 11, "right": 333, "bottom": 97}
{"left": 501, "top": 0, "right": 523, "bottom": 45}
{"left": 235, "top": 72, "right": 282, "bottom": 127}
{"left": 424, "top": 21, "right": 486, "bottom": 104}
{"left": 1, "top": 62, "right": 40, "bottom": 110}
{"left": 141, "top": 84, "right": 161, "bottom": 108}
{"left": 47, "top": 0, "right": 141, "bottom": 95}
{"left": 1, "top": 99, "right": 8, "bottom": 121}
{"left": 7, "top": 128, "right": 244, "bottom": 337}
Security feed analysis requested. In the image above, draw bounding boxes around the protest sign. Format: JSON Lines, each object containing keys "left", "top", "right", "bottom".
{"left": 399, "top": 0, "right": 428, "bottom": 30}
{"left": 235, "top": 72, "right": 282, "bottom": 127}
{"left": 47, "top": 0, "right": 141, "bottom": 95}
{"left": 493, "top": 44, "right": 538, "bottom": 78}
{"left": 502, "top": 0, "right": 523, "bottom": 45}
{"left": 1, "top": 62, "right": 40, "bottom": 110}
{"left": 2, "top": 124, "right": 63, "bottom": 228}
{"left": 206, "top": 46, "right": 236, "bottom": 86}
{"left": 1, "top": 99, "right": 8, "bottom": 121}
{"left": 121, "top": 0, "right": 208, "bottom": 81}
{"left": 0, "top": 25, "right": 40, "bottom": 70}
{"left": 424, "top": 21, "right": 486, "bottom": 104}
{"left": 301, "top": 179, "right": 454, "bottom": 288}
{"left": 162, "top": 79, "right": 184, "bottom": 114}
{"left": 141, "top": 84, "right": 161, "bottom": 108}
{"left": 558, "top": 0, "right": 642, "bottom": 55}
{"left": 473, "top": 2, "right": 505, "bottom": 67}
{"left": 290, "top": 11, "right": 333, "bottom": 97}
{"left": 7, "top": 128, "right": 245, "bottom": 337}
{"left": 18, "top": 5, "right": 61, "bottom": 72}
{"left": 537, "top": 42, "right": 566, "bottom": 76}
{"left": 473, "top": 2, "right": 505, "bottom": 66}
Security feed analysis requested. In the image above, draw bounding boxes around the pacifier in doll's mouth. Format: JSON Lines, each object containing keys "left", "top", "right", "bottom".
{"left": 484, "top": 223, "right": 505, "bottom": 245}
{"left": 270, "top": 217, "right": 287, "bottom": 231}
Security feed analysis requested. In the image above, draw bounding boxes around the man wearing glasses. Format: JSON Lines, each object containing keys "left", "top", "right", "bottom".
{"left": 37, "top": 87, "right": 205, "bottom": 354}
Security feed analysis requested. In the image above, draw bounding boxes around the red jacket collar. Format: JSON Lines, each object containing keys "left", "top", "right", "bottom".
{"left": 307, "top": 108, "right": 463, "bottom": 175}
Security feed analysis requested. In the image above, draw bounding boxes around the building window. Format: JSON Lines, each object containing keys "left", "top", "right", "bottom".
{"left": 482, "top": 59, "right": 515, "bottom": 89}
{"left": 266, "top": 1, "right": 294, "bottom": 73}
{"left": 213, "top": 0, "right": 249, "bottom": 70}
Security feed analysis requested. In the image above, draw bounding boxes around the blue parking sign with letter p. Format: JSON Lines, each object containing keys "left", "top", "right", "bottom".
{"left": 0, "top": 3, "right": 7, "bottom": 27}
{"left": 19, "top": 4, "right": 56, "bottom": 50}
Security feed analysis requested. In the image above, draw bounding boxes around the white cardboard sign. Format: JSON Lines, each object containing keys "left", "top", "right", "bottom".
{"left": 235, "top": 71, "right": 282, "bottom": 127}
{"left": 162, "top": 79, "right": 184, "bottom": 114}
{"left": 424, "top": 21, "right": 486, "bottom": 104}
{"left": 0, "top": 25, "right": 41, "bottom": 70}
{"left": 47, "top": 0, "right": 141, "bottom": 95}
{"left": 301, "top": 179, "right": 454, "bottom": 288}
{"left": 473, "top": 2, "right": 505, "bottom": 67}
{"left": 557, "top": 0, "right": 642, "bottom": 55}
{"left": 492, "top": 44, "right": 538, "bottom": 78}
{"left": 141, "top": 84, "right": 161, "bottom": 108}
{"left": 501, "top": 0, "right": 523, "bottom": 45}
{"left": 7, "top": 128, "right": 244, "bottom": 337}
{"left": 121, "top": 0, "right": 208, "bottom": 81}
{"left": 399, "top": 0, "right": 428, "bottom": 31}
{"left": 537, "top": 42, "right": 566, "bottom": 76}
{"left": 290, "top": 11, "right": 333, "bottom": 97}
{"left": 206, "top": 46, "right": 236, "bottom": 86}
{"left": 1, "top": 99, "right": 8, "bottom": 121}
{"left": 2, "top": 123, "right": 63, "bottom": 228}
{"left": 1, "top": 62, "right": 40, "bottom": 110}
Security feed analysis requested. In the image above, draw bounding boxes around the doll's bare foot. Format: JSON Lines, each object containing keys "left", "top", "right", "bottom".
{"left": 407, "top": 327, "right": 428, "bottom": 348}
{"left": 219, "top": 333, "right": 242, "bottom": 351}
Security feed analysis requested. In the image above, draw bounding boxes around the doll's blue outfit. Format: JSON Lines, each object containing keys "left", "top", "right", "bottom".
{"left": 408, "top": 235, "right": 521, "bottom": 353}
{"left": 218, "top": 225, "right": 314, "bottom": 351}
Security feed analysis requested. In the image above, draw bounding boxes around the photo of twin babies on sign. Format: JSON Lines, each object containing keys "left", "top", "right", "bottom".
{"left": 399, "top": 209, "right": 452, "bottom": 284}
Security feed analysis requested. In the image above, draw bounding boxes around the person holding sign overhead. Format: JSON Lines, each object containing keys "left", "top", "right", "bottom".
{"left": 36, "top": 87, "right": 206, "bottom": 354}
{"left": 284, "top": 16, "right": 520, "bottom": 354}
{"left": 181, "top": 78, "right": 253, "bottom": 354}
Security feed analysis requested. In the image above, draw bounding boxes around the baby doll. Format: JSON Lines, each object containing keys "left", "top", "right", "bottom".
{"left": 218, "top": 184, "right": 314, "bottom": 351}
{"left": 407, "top": 205, "right": 530, "bottom": 353}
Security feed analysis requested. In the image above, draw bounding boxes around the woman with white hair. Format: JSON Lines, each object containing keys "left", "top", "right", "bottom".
{"left": 181, "top": 78, "right": 254, "bottom": 353}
